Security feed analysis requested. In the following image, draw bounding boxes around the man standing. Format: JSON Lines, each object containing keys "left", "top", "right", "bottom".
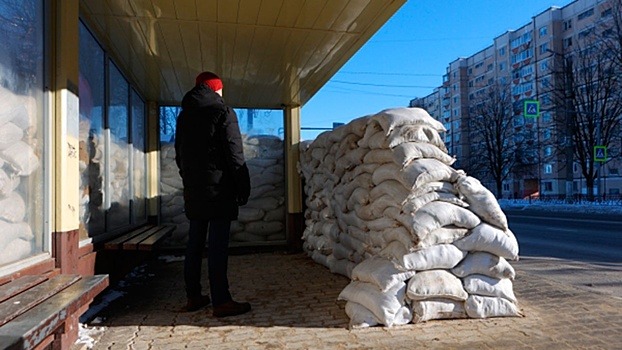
{"left": 175, "top": 71, "right": 251, "bottom": 317}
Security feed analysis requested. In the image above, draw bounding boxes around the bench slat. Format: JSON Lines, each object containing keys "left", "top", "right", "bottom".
{"left": 0, "top": 275, "right": 108, "bottom": 350}
{"left": 137, "top": 225, "right": 175, "bottom": 251}
{"left": 122, "top": 226, "right": 162, "bottom": 250}
{"left": 104, "top": 225, "right": 154, "bottom": 250}
{"left": 0, "top": 275, "right": 81, "bottom": 327}
{"left": 0, "top": 276, "right": 48, "bottom": 304}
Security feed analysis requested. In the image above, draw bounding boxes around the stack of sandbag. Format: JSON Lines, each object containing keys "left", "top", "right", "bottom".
{"left": 160, "top": 142, "right": 188, "bottom": 243}
{"left": 159, "top": 134, "right": 286, "bottom": 245}
{"left": 0, "top": 86, "right": 39, "bottom": 265}
{"left": 232, "top": 135, "right": 285, "bottom": 243}
{"left": 298, "top": 107, "right": 521, "bottom": 327}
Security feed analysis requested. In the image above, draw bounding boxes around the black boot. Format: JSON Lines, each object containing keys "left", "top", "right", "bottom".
{"left": 213, "top": 300, "right": 251, "bottom": 317}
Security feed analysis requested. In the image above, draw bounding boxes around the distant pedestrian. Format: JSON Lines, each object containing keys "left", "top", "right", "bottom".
{"left": 175, "top": 71, "right": 251, "bottom": 317}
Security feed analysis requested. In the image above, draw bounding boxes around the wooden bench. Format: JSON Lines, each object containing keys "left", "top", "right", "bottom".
{"left": 0, "top": 273, "right": 108, "bottom": 350}
{"left": 103, "top": 224, "right": 176, "bottom": 252}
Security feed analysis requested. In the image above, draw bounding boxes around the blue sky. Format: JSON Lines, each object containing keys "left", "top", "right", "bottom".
{"left": 300, "top": 0, "right": 574, "bottom": 140}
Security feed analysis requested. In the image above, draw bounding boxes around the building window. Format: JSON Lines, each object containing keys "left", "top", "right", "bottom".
{"left": 609, "top": 167, "right": 619, "bottom": 175}
{"left": 578, "top": 8, "right": 594, "bottom": 21}
{"left": 0, "top": 0, "right": 46, "bottom": 266}
{"left": 499, "top": 62, "right": 506, "bottom": 71}
{"left": 563, "top": 37, "right": 573, "bottom": 48}
{"left": 539, "top": 42, "right": 549, "bottom": 55}
{"left": 540, "top": 59, "right": 549, "bottom": 71}
{"left": 602, "top": 8, "right": 612, "bottom": 17}
{"left": 544, "top": 146, "right": 552, "bottom": 156}
{"left": 543, "top": 181, "right": 553, "bottom": 191}
{"left": 499, "top": 46, "right": 506, "bottom": 56}
{"left": 539, "top": 26, "right": 548, "bottom": 37}
{"left": 542, "top": 112, "right": 552, "bottom": 123}
{"left": 543, "top": 129, "right": 551, "bottom": 140}
{"left": 503, "top": 183, "right": 510, "bottom": 191}
{"left": 563, "top": 19, "right": 572, "bottom": 31}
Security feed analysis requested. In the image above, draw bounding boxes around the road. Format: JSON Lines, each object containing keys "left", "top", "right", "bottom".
{"left": 506, "top": 211, "right": 622, "bottom": 299}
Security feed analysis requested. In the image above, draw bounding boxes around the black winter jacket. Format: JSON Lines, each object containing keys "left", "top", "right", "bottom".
{"left": 174, "top": 84, "right": 250, "bottom": 220}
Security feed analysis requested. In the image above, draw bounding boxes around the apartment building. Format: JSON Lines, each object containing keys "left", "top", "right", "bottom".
{"left": 416, "top": 0, "right": 622, "bottom": 198}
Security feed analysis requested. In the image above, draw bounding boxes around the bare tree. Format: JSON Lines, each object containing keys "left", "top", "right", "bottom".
{"left": 467, "top": 83, "right": 525, "bottom": 197}
{"left": 599, "top": 0, "right": 622, "bottom": 73}
{"left": 546, "top": 39, "right": 622, "bottom": 199}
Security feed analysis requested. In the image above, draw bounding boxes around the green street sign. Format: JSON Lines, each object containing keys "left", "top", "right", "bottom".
{"left": 594, "top": 146, "right": 607, "bottom": 162}
{"left": 524, "top": 100, "right": 540, "bottom": 118}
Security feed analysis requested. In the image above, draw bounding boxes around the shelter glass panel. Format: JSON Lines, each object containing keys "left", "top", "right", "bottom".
{"left": 234, "top": 108, "right": 285, "bottom": 245}
{"left": 78, "top": 21, "right": 106, "bottom": 238}
{"left": 131, "top": 89, "right": 147, "bottom": 224}
{"left": 157, "top": 107, "right": 285, "bottom": 246}
{"left": 0, "top": 0, "right": 45, "bottom": 267}
{"left": 107, "top": 63, "right": 131, "bottom": 231}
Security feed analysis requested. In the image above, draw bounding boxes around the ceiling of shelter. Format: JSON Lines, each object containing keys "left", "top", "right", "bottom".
{"left": 79, "top": 0, "right": 405, "bottom": 109}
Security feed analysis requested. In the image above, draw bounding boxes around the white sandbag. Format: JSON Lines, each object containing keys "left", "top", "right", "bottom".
{"left": 338, "top": 232, "right": 368, "bottom": 256}
{"left": 0, "top": 122, "right": 23, "bottom": 151}
{"left": 463, "top": 274, "right": 517, "bottom": 302}
{"left": 338, "top": 281, "right": 412, "bottom": 327}
{"left": 0, "top": 86, "right": 20, "bottom": 126}
{"left": 1, "top": 141, "right": 40, "bottom": 176}
{"left": 311, "top": 250, "right": 332, "bottom": 269}
{"left": 0, "top": 192, "right": 26, "bottom": 222}
{"left": 0, "top": 238, "right": 32, "bottom": 265}
{"left": 354, "top": 195, "right": 400, "bottom": 221}
{"left": 263, "top": 207, "right": 284, "bottom": 222}
{"left": 335, "top": 133, "right": 360, "bottom": 159}
{"left": 370, "top": 107, "right": 446, "bottom": 135}
{"left": 371, "top": 163, "right": 402, "bottom": 186}
{"left": 392, "top": 142, "right": 455, "bottom": 167}
{"left": 246, "top": 197, "right": 283, "bottom": 211}
{"left": 379, "top": 226, "right": 413, "bottom": 251}
{"left": 346, "top": 187, "right": 370, "bottom": 211}
{"left": 345, "top": 301, "right": 380, "bottom": 328}
{"left": 237, "top": 207, "right": 265, "bottom": 223}
{"left": 250, "top": 184, "right": 276, "bottom": 198}
{"left": 455, "top": 175, "right": 508, "bottom": 230}
{"left": 339, "top": 173, "right": 373, "bottom": 199}
{"left": 0, "top": 220, "right": 34, "bottom": 248}
{"left": 410, "top": 181, "right": 458, "bottom": 198}
{"left": 247, "top": 157, "right": 278, "bottom": 168}
{"left": 410, "top": 201, "right": 481, "bottom": 239}
{"left": 332, "top": 242, "right": 355, "bottom": 261}
{"left": 335, "top": 147, "right": 368, "bottom": 171}
{"left": 357, "top": 122, "right": 382, "bottom": 149}
{"left": 406, "top": 269, "right": 468, "bottom": 301}
{"left": 329, "top": 257, "right": 356, "bottom": 278}
{"left": 453, "top": 223, "right": 519, "bottom": 261}
{"left": 363, "top": 148, "right": 394, "bottom": 164}
{"left": 403, "top": 191, "right": 467, "bottom": 214}
{"left": 367, "top": 129, "right": 389, "bottom": 149}
{"left": 411, "top": 298, "right": 467, "bottom": 323}
{"left": 402, "top": 158, "right": 463, "bottom": 189}
{"left": 346, "top": 115, "right": 371, "bottom": 137}
{"left": 351, "top": 256, "right": 417, "bottom": 292}
{"left": 366, "top": 216, "right": 400, "bottom": 232}
{"left": 378, "top": 240, "right": 410, "bottom": 262}
{"left": 395, "top": 244, "right": 467, "bottom": 271}
{"left": 386, "top": 124, "right": 447, "bottom": 152}
{"left": 11, "top": 95, "right": 37, "bottom": 135}
{"left": 465, "top": 295, "right": 522, "bottom": 318}
{"left": 418, "top": 226, "right": 470, "bottom": 249}
{"left": 369, "top": 180, "right": 409, "bottom": 202}
{"left": 451, "top": 252, "right": 516, "bottom": 280}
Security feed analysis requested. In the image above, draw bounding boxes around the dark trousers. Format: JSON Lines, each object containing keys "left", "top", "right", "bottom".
{"left": 184, "top": 219, "right": 232, "bottom": 306}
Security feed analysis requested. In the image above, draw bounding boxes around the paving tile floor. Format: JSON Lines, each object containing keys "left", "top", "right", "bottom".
{"left": 82, "top": 252, "right": 622, "bottom": 350}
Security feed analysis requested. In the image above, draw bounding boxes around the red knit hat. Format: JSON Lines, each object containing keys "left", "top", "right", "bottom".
{"left": 195, "top": 71, "right": 223, "bottom": 91}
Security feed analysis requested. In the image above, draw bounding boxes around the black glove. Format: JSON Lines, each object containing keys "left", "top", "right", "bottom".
{"left": 234, "top": 163, "right": 251, "bottom": 206}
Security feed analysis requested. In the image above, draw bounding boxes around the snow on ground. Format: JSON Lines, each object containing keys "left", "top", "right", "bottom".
{"left": 499, "top": 199, "right": 622, "bottom": 215}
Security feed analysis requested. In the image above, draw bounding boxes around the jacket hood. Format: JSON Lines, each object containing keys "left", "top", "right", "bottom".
{"left": 181, "top": 84, "right": 226, "bottom": 112}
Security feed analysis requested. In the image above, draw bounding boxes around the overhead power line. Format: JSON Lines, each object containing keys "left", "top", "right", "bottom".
{"left": 337, "top": 71, "right": 442, "bottom": 77}
{"left": 330, "top": 80, "right": 438, "bottom": 89}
